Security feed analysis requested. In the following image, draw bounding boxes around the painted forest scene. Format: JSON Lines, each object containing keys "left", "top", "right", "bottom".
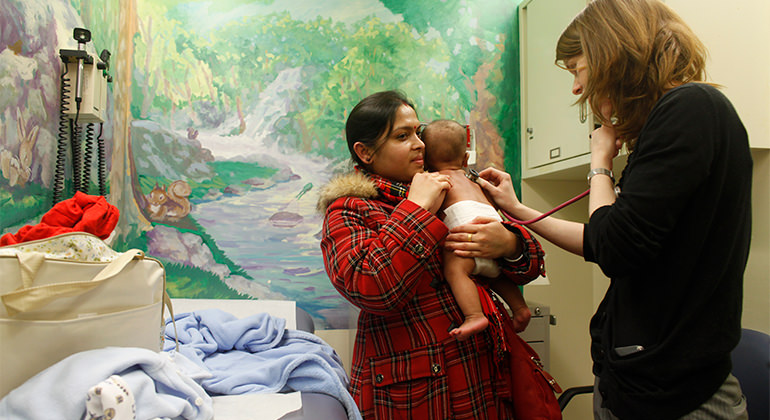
{"left": 1, "top": 0, "right": 523, "bottom": 329}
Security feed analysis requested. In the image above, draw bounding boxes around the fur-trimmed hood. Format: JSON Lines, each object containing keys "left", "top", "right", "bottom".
{"left": 316, "top": 171, "right": 379, "bottom": 214}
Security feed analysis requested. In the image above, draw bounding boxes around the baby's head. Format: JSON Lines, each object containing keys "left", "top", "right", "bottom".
{"left": 421, "top": 120, "right": 468, "bottom": 171}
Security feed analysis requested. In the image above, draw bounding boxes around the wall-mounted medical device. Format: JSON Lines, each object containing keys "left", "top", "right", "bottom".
{"left": 59, "top": 28, "right": 111, "bottom": 123}
{"left": 54, "top": 28, "right": 112, "bottom": 203}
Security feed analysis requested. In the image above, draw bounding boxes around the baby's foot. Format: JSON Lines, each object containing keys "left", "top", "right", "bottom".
{"left": 449, "top": 314, "right": 489, "bottom": 340}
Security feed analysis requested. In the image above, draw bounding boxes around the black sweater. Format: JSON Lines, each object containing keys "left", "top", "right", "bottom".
{"left": 583, "top": 83, "right": 752, "bottom": 420}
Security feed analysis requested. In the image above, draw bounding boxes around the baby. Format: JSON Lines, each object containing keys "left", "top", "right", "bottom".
{"left": 422, "top": 119, "right": 529, "bottom": 340}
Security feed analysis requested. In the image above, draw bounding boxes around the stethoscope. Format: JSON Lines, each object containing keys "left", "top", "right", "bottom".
{"left": 465, "top": 169, "right": 591, "bottom": 225}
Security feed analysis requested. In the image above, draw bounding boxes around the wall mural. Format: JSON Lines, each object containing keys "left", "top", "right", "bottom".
{"left": 1, "top": 0, "right": 522, "bottom": 329}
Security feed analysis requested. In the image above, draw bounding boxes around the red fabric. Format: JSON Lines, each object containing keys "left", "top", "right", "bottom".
{"left": 481, "top": 289, "right": 563, "bottom": 420}
{"left": 1, "top": 192, "right": 119, "bottom": 246}
{"left": 320, "top": 174, "right": 546, "bottom": 420}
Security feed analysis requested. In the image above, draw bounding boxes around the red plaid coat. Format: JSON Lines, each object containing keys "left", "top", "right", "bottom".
{"left": 318, "top": 171, "right": 545, "bottom": 420}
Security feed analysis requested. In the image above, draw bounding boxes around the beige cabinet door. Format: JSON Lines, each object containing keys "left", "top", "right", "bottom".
{"left": 520, "top": 0, "right": 591, "bottom": 173}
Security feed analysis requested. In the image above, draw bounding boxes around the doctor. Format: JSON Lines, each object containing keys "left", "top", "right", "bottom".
{"left": 476, "top": 0, "right": 752, "bottom": 419}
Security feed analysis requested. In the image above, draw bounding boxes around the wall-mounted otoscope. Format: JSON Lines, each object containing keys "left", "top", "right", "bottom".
{"left": 73, "top": 28, "right": 90, "bottom": 113}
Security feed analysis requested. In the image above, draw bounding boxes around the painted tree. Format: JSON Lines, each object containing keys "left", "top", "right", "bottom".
{"left": 110, "top": 0, "right": 151, "bottom": 243}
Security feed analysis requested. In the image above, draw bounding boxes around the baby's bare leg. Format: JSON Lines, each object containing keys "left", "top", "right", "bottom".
{"left": 444, "top": 249, "right": 488, "bottom": 340}
{"left": 490, "top": 278, "right": 531, "bottom": 332}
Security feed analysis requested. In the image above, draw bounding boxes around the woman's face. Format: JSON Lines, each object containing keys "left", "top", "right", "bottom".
{"left": 566, "top": 54, "right": 589, "bottom": 96}
{"left": 362, "top": 104, "right": 425, "bottom": 183}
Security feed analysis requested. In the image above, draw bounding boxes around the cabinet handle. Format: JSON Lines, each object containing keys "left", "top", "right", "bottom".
{"left": 549, "top": 147, "right": 561, "bottom": 159}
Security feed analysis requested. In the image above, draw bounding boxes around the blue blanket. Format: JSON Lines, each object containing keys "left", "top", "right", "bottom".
{"left": 0, "top": 347, "right": 213, "bottom": 420}
{"left": 163, "top": 309, "right": 361, "bottom": 420}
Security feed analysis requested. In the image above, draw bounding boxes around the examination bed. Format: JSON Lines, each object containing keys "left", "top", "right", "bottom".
{"left": 171, "top": 299, "right": 351, "bottom": 420}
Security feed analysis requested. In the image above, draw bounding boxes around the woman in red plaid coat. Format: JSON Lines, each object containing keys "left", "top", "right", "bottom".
{"left": 318, "top": 90, "right": 546, "bottom": 419}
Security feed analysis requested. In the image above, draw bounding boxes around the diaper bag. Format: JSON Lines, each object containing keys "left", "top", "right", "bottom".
{"left": 0, "top": 232, "right": 169, "bottom": 397}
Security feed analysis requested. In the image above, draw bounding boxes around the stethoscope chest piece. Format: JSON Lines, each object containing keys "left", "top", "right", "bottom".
{"left": 465, "top": 168, "right": 480, "bottom": 183}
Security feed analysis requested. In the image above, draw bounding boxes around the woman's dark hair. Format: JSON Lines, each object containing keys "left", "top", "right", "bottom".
{"left": 345, "top": 90, "right": 416, "bottom": 167}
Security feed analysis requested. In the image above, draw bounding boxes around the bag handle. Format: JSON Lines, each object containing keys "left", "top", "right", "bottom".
{"left": 17, "top": 252, "right": 46, "bottom": 288}
{"left": 163, "top": 291, "right": 180, "bottom": 352}
{"left": 1, "top": 249, "right": 145, "bottom": 317}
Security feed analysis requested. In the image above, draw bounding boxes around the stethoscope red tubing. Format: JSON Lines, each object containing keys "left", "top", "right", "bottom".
{"left": 465, "top": 169, "right": 591, "bottom": 225}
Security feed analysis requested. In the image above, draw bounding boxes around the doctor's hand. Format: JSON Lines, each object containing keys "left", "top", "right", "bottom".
{"left": 590, "top": 125, "right": 622, "bottom": 167}
{"left": 407, "top": 171, "right": 451, "bottom": 214}
{"left": 445, "top": 217, "right": 521, "bottom": 260}
{"left": 590, "top": 100, "right": 622, "bottom": 168}
{"left": 477, "top": 167, "right": 522, "bottom": 216}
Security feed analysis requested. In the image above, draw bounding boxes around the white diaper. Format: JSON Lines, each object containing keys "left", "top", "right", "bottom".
{"left": 443, "top": 201, "right": 503, "bottom": 278}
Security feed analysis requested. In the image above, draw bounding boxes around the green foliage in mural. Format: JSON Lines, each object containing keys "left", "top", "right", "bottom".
{"left": 0, "top": 183, "right": 49, "bottom": 229}
{"left": 498, "top": 13, "right": 523, "bottom": 188}
{"left": 127, "top": 0, "right": 521, "bottom": 169}
{"left": 132, "top": 1, "right": 216, "bottom": 121}
{"left": 164, "top": 264, "right": 247, "bottom": 299}
{"left": 382, "top": 0, "right": 524, "bottom": 178}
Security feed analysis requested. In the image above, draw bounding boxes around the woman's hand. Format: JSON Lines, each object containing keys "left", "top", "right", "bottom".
{"left": 407, "top": 171, "right": 451, "bottom": 214}
{"left": 588, "top": 100, "right": 622, "bottom": 215}
{"left": 476, "top": 168, "right": 523, "bottom": 216}
{"left": 444, "top": 217, "right": 521, "bottom": 260}
{"left": 590, "top": 125, "right": 622, "bottom": 166}
{"left": 590, "top": 100, "right": 622, "bottom": 168}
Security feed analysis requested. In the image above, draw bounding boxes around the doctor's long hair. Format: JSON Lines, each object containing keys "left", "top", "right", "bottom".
{"left": 555, "top": 0, "right": 708, "bottom": 150}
